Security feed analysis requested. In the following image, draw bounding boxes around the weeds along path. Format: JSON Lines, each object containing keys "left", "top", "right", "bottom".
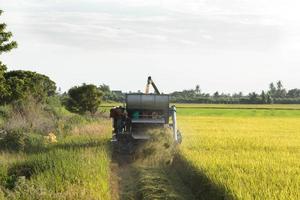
{"left": 110, "top": 129, "right": 196, "bottom": 200}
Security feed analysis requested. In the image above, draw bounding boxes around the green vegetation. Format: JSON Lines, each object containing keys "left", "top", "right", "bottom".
{"left": 170, "top": 81, "right": 300, "bottom": 104}
{"left": 0, "top": 83, "right": 111, "bottom": 200}
{"left": 175, "top": 103, "right": 300, "bottom": 109}
{"left": 3, "top": 70, "right": 56, "bottom": 104}
{"left": 64, "top": 84, "right": 103, "bottom": 115}
{"left": 177, "top": 107, "right": 300, "bottom": 200}
{"left": 0, "top": 10, "right": 113, "bottom": 199}
{"left": 0, "top": 9, "right": 18, "bottom": 102}
{"left": 0, "top": 129, "right": 111, "bottom": 200}
{"left": 177, "top": 107, "right": 300, "bottom": 117}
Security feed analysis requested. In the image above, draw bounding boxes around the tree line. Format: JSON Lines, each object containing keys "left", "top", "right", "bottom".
{"left": 89, "top": 81, "right": 300, "bottom": 104}
{"left": 169, "top": 81, "right": 300, "bottom": 104}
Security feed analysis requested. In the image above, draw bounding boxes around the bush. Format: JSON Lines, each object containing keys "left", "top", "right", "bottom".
{"left": 3, "top": 70, "right": 56, "bottom": 104}
{"left": 1, "top": 129, "right": 27, "bottom": 152}
{"left": 0, "top": 187, "right": 5, "bottom": 200}
{"left": 0, "top": 165, "right": 8, "bottom": 187}
{"left": 0, "top": 105, "right": 11, "bottom": 118}
{"left": 23, "top": 134, "right": 45, "bottom": 153}
{"left": 65, "top": 84, "right": 102, "bottom": 115}
{"left": 4, "top": 97, "right": 55, "bottom": 134}
{"left": 45, "top": 96, "right": 71, "bottom": 119}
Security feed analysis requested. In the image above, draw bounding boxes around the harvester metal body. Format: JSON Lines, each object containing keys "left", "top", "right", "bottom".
{"left": 110, "top": 77, "right": 182, "bottom": 153}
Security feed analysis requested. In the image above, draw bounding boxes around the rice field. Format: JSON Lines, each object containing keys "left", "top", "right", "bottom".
{"left": 177, "top": 106, "right": 300, "bottom": 200}
{"left": 1, "top": 104, "right": 300, "bottom": 200}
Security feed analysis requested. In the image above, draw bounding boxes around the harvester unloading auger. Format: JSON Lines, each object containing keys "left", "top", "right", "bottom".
{"left": 110, "top": 76, "right": 182, "bottom": 153}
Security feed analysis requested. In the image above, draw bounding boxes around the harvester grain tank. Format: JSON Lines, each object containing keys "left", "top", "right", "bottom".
{"left": 110, "top": 76, "right": 182, "bottom": 153}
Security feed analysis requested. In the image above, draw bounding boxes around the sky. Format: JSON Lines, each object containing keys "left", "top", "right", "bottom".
{"left": 0, "top": 0, "right": 300, "bottom": 94}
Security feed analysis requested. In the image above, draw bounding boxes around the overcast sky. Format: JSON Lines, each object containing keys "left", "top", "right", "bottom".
{"left": 0, "top": 0, "right": 300, "bottom": 94}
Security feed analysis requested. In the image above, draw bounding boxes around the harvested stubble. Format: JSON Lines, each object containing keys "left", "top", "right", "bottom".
{"left": 121, "top": 128, "right": 194, "bottom": 200}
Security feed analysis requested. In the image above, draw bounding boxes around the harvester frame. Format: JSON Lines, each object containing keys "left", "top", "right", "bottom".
{"left": 110, "top": 77, "right": 182, "bottom": 153}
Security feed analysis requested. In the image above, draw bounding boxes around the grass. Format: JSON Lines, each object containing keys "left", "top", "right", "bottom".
{"left": 0, "top": 121, "right": 112, "bottom": 200}
{"left": 178, "top": 108, "right": 300, "bottom": 200}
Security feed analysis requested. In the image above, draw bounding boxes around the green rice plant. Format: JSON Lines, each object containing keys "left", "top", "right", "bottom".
{"left": 177, "top": 107, "right": 300, "bottom": 117}
{"left": 175, "top": 103, "right": 300, "bottom": 110}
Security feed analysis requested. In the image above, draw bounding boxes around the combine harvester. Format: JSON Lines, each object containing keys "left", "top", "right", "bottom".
{"left": 110, "top": 76, "right": 182, "bottom": 153}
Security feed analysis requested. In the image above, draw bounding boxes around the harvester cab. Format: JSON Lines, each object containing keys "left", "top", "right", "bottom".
{"left": 110, "top": 76, "right": 182, "bottom": 153}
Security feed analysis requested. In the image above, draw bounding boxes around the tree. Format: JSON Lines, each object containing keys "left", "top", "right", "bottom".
{"left": 276, "top": 81, "right": 283, "bottom": 91}
{"left": 3, "top": 70, "right": 56, "bottom": 103}
{"left": 275, "top": 80, "right": 286, "bottom": 98}
{"left": 266, "top": 92, "right": 273, "bottom": 104}
{"left": 261, "top": 90, "right": 267, "bottom": 104}
{"left": 232, "top": 92, "right": 243, "bottom": 98}
{"left": 269, "top": 82, "right": 276, "bottom": 97}
{"left": 248, "top": 92, "right": 260, "bottom": 104}
{"left": 0, "top": 10, "right": 17, "bottom": 53}
{"left": 65, "top": 84, "right": 103, "bottom": 115}
{"left": 99, "top": 84, "right": 110, "bottom": 93}
{"left": 213, "top": 91, "right": 219, "bottom": 98}
{"left": 287, "top": 89, "right": 300, "bottom": 98}
{"left": 99, "top": 84, "right": 112, "bottom": 101}
{"left": 0, "top": 10, "right": 18, "bottom": 101}
{"left": 195, "top": 85, "right": 201, "bottom": 94}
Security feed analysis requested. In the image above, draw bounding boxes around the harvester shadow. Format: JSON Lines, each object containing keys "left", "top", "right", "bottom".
{"left": 172, "top": 154, "right": 235, "bottom": 200}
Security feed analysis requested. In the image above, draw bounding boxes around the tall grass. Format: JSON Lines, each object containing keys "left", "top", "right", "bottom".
{"left": 0, "top": 120, "right": 112, "bottom": 200}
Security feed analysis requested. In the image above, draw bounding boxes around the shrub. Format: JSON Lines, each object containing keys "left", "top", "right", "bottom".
{"left": 0, "top": 105, "right": 11, "bottom": 119}
{"left": 4, "top": 97, "right": 55, "bottom": 134}
{"left": 3, "top": 70, "right": 56, "bottom": 104}
{"left": 0, "top": 186, "right": 5, "bottom": 200}
{"left": 23, "top": 134, "right": 45, "bottom": 153}
{"left": 1, "top": 129, "right": 27, "bottom": 152}
{"left": 65, "top": 84, "right": 103, "bottom": 115}
{"left": 45, "top": 97, "right": 70, "bottom": 119}
{"left": 0, "top": 165, "right": 8, "bottom": 186}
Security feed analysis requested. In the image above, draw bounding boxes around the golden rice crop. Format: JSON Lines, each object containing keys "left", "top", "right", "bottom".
{"left": 178, "top": 115, "right": 300, "bottom": 200}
